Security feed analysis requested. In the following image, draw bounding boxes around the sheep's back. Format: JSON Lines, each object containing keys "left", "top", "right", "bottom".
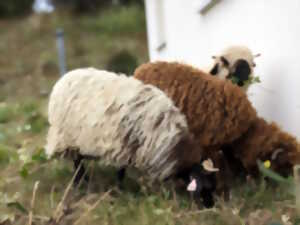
{"left": 46, "top": 68, "right": 189, "bottom": 180}
{"left": 231, "top": 117, "right": 300, "bottom": 173}
{"left": 134, "top": 62, "right": 257, "bottom": 146}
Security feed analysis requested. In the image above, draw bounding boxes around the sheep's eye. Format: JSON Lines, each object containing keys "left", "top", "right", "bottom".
{"left": 252, "top": 63, "right": 256, "bottom": 67}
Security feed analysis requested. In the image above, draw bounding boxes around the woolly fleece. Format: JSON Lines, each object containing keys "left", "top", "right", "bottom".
{"left": 46, "top": 68, "right": 192, "bottom": 180}
{"left": 134, "top": 61, "right": 257, "bottom": 147}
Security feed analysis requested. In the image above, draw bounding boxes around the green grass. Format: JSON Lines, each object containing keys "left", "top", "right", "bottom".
{"left": 0, "top": 3, "right": 299, "bottom": 225}
{"left": 78, "top": 5, "right": 146, "bottom": 34}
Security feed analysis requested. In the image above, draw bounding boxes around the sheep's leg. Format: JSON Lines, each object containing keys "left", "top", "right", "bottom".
{"left": 73, "top": 155, "right": 89, "bottom": 185}
{"left": 200, "top": 189, "right": 214, "bottom": 208}
{"left": 117, "top": 167, "right": 126, "bottom": 189}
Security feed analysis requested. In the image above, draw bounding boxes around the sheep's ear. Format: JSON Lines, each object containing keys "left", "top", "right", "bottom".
{"left": 209, "top": 63, "right": 219, "bottom": 75}
{"left": 220, "top": 56, "right": 229, "bottom": 67}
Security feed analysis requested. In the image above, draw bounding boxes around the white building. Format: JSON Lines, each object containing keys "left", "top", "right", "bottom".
{"left": 144, "top": 0, "right": 300, "bottom": 139}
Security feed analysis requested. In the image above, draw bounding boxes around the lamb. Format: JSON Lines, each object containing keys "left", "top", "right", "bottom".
{"left": 46, "top": 68, "right": 216, "bottom": 207}
{"left": 208, "top": 45, "right": 260, "bottom": 91}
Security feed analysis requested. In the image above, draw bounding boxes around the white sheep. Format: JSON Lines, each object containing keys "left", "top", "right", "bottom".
{"left": 46, "top": 67, "right": 193, "bottom": 181}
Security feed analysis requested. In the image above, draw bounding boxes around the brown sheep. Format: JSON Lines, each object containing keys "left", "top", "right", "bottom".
{"left": 134, "top": 61, "right": 257, "bottom": 148}
{"left": 134, "top": 61, "right": 300, "bottom": 190}
{"left": 228, "top": 117, "right": 300, "bottom": 176}
{"left": 134, "top": 61, "right": 257, "bottom": 196}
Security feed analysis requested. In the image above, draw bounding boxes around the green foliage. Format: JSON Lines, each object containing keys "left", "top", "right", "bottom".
{"left": 53, "top": 0, "right": 111, "bottom": 13}
{"left": 0, "top": 144, "right": 17, "bottom": 165}
{"left": 0, "top": 103, "right": 14, "bottom": 123}
{"left": 257, "top": 160, "right": 293, "bottom": 185}
{"left": 0, "top": 144, "right": 11, "bottom": 165}
{"left": 18, "top": 101, "right": 48, "bottom": 133}
{"left": 7, "top": 202, "right": 28, "bottom": 214}
{"left": 79, "top": 5, "right": 146, "bottom": 34}
{"left": 53, "top": 0, "right": 144, "bottom": 13}
{"left": 106, "top": 50, "right": 138, "bottom": 75}
{"left": 257, "top": 160, "right": 295, "bottom": 199}
{"left": 24, "top": 112, "right": 48, "bottom": 133}
{"left": 31, "top": 148, "right": 48, "bottom": 163}
{"left": 19, "top": 164, "right": 29, "bottom": 178}
{"left": 0, "top": 0, "right": 34, "bottom": 18}
{"left": 229, "top": 75, "right": 261, "bottom": 87}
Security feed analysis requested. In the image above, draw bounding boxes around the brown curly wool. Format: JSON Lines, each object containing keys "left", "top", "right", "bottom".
{"left": 134, "top": 61, "right": 257, "bottom": 147}
{"left": 230, "top": 117, "right": 300, "bottom": 175}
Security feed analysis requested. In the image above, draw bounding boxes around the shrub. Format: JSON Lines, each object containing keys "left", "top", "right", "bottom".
{"left": 53, "top": 0, "right": 111, "bottom": 13}
{"left": 0, "top": 0, "right": 34, "bottom": 18}
{"left": 0, "top": 103, "right": 14, "bottom": 123}
{"left": 106, "top": 50, "right": 138, "bottom": 75}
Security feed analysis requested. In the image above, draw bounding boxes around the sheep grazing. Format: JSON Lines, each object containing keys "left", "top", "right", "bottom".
{"left": 46, "top": 68, "right": 216, "bottom": 207}
{"left": 134, "top": 61, "right": 257, "bottom": 148}
{"left": 208, "top": 45, "right": 260, "bottom": 91}
{"left": 134, "top": 61, "right": 258, "bottom": 197}
{"left": 134, "top": 61, "right": 300, "bottom": 181}
{"left": 227, "top": 117, "right": 300, "bottom": 177}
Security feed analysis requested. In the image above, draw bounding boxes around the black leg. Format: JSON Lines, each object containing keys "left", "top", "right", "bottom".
{"left": 73, "top": 155, "right": 89, "bottom": 185}
{"left": 188, "top": 164, "right": 216, "bottom": 208}
{"left": 117, "top": 167, "right": 126, "bottom": 189}
{"left": 200, "top": 189, "right": 214, "bottom": 208}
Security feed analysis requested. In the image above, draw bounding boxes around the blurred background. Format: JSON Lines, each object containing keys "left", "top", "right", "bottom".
{"left": 0, "top": 0, "right": 147, "bottom": 100}
{"left": 0, "top": 0, "right": 148, "bottom": 148}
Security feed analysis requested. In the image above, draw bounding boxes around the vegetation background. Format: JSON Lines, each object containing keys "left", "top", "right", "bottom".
{"left": 0, "top": 1, "right": 298, "bottom": 224}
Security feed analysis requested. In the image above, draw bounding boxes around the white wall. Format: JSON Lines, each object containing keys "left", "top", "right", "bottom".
{"left": 145, "top": 0, "right": 300, "bottom": 139}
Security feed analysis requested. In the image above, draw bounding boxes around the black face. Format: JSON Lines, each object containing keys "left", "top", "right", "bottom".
{"left": 230, "top": 59, "right": 251, "bottom": 86}
{"left": 175, "top": 164, "right": 217, "bottom": 207}
{"left": 189, "top": 165, "right": 216, "bottom": 208}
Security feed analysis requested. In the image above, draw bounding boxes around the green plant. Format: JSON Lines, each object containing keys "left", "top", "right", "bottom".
{"left": 0, "top": 0, "right": 34, "bottom": 18}
{"left": 230, "top": 75, "right": 261, "bottom": 87}
{"left": 106, "top": 50, "right": 138, "bottom": 75}
{"left": 0, "top": 103, "right": 14, "bottom": 123}
{"left": 53, "top": 0, "right": 111, "bottom": 13}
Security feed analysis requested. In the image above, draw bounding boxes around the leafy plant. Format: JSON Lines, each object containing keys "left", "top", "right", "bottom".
{"left": 0, "top": 103, "right": 14, "bottom": 123}
{"left": 0, "top": 0, "right": 34, "bottom": 18}
{"left": 230, "top": 75, "right": 261, "bottom": 87}
{"left": 106, "top": 50, "right": 138, "bottom": 75}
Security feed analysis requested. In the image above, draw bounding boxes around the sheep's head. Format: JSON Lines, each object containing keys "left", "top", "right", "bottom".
{"left": 209, "top": 45, "right": 260, "bottom": 90}
{"left": 186, "top": 160, "right": 218, "bottom": 208}
{"left": 262, "top": 144, "right": 300, "bottom": 177}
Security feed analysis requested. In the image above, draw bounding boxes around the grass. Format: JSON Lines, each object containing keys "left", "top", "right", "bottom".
{"left": 0, "top": 3, "right": 299, "bottom": 225}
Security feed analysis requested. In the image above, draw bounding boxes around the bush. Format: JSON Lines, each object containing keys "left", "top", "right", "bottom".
{"left": 53, "top": 0, "right": 144, "bottom": 13}
{"left": 53, "top": 0, "right": 111, "bottom": 13}
{"left": 106, "top": 50, "right": 138, "bottom": 75}
{"left": 0, "top": 0, "right": 34, "bottom": 18}
{"left": 79, "top": 5, "right": 146, "bottom": 34}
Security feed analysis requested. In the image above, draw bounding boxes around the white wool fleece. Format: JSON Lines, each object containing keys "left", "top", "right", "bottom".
{"left": 46, "top": 68, "right": 189, "bottom": 180}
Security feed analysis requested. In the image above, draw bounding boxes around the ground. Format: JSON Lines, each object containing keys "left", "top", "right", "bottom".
{"left": 0, "top": 5, "right": 299, "bottom": 225}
